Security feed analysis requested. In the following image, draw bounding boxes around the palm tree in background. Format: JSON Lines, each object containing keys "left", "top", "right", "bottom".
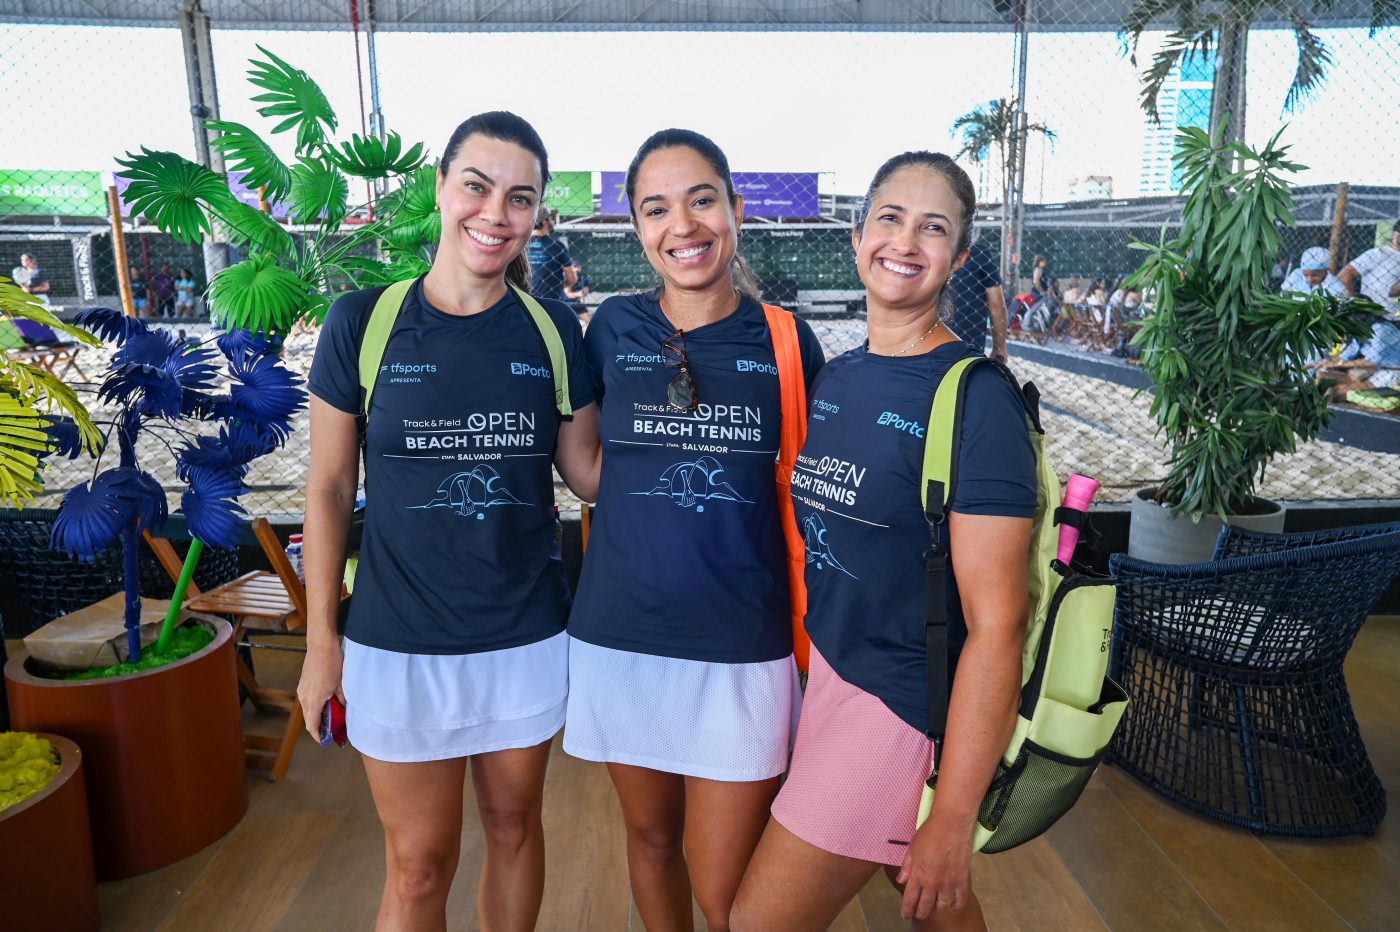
{"left": 955, "top": 98, "right": 1050, "bottom": 208}
{"left": 1121, "top": 0, "right": 1398, "bottom": 146}
{"left": 952, "top": 97, "right": 1055, "bottom": 285}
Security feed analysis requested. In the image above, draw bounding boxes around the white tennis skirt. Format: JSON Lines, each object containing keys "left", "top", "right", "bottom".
{"left": 563, "top": 637, "right": 801, "bottom": 782}
{"left": 342, "top": 631, "right": 569, "bottom": 763}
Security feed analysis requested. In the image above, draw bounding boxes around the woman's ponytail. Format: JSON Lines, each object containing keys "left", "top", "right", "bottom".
{"left": 732, "top": 254, "right": 762, "bottom": 302}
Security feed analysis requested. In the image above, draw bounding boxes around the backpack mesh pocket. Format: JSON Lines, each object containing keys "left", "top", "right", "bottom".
{"left": 976, "top": 739, "right": 1104, "bottom": 854}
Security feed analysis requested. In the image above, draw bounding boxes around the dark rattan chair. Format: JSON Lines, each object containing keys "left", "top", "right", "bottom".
{"left": 1107, "top": 522, "right": 1400, "bottom": 837}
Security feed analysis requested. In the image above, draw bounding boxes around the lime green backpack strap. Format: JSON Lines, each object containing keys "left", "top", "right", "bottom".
{"left": 358, "top": 278, "right": 416, "bottom": 420}
{"left": 509, "top": 284, "right": 572, "bottom": 418}
{"left": 919, "top": 355, "right": 984, "bottom": 516}
{"left": 357, "top": 279, "right": 571, "bottom": 420}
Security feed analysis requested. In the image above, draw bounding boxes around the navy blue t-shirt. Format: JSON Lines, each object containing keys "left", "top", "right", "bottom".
{"left": 570, "top": 291, "right": 824, "bottom": 663}
{"left": 527, "top": 234, "right": 573, "bottom": 301}
{"left": 947, "top": 242, "right": 1002, "bottom": 352}
{"left": 796, "top": 342, "right": 1037, "bottom": 731}
{"left": 308, "top": 279, "right": 595, "bottom": 655}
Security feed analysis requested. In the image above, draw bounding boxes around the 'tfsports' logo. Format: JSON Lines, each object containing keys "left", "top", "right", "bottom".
{"left": 510, "top": 362, "right": 552, "bottom": 379}
{"left": 616, "top": 352, "right": 664, "bottom": 365}
{"left": 876, "top": 411, "right": 925, "bottom": 438}
{"left": 380, "top": 362, "right": 437, "bottom": 374}
{"left": 736, "top": 359, "right": 778, "bottom": 375}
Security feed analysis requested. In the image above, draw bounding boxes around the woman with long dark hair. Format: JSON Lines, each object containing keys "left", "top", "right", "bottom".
{"left": 297, "top": 111, "right": 600, "bottom": 931}
{"left": 564, "top": 128, "right": 823, "bottom": 930}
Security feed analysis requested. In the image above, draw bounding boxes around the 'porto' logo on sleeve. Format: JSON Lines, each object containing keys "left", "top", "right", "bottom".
{"left": 509, "top": 361, "right": 552, "bottom": 379}
{"left": 735, "top": 359, "right": 778, "bottom": 375}
{"left": 876, "top": 411, "right": 926, "bottom": 438}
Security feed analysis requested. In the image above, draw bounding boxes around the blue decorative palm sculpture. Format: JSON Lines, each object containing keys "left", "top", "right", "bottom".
{"left": 48, "top": 308, "right": 306, "bottom": 664}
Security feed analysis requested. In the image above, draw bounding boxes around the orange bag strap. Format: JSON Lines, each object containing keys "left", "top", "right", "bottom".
{"left": 763, "top": 303, "right": 811, "bottom": 673}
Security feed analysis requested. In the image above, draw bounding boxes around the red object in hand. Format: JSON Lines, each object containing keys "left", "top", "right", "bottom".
{"left": 319, "top": 696, "right": 347, "bottom": 747}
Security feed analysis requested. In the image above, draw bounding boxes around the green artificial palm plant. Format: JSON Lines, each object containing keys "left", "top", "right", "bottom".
{"left": 117, "top": 46, "right": 440, "bottom": 334}
{"left": 1126, "top": 124, "right": 1383, "bottom": 520}
{"left": 0, "top": 278, "right": 102, "bottom": 507}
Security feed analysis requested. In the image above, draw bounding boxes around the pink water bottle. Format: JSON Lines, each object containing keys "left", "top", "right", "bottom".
{"left": 1056, "top": 474, "right": 1100, "bottom": 564}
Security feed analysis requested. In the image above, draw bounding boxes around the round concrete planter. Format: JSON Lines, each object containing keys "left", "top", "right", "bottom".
{"left": 1127, "top": 488, "right": 1287, "bottom": 564}
{"left": 4, "top": 613, "right": 248, "bottom": 881}
{"left": 0, "top": 734, "right": 99, "bottom": 931}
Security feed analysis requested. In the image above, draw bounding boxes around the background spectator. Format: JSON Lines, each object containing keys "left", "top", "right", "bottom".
{"left": 151, "top": 263, "right": 176, "bottom": 318}
{"left": 129, "top": 264, "right": 150, "bottom": 316}
{"left": 526, "top": 206, "right": 578, "bottom": 301}
{"left": 10, "top": 253, "right": 50, "bottom": 306}
{"left": 1282, "top": 246, "right": 1348, "bottom": 297}
{"left": 946, "top": 239, "right": 1008, "bottom": 361}
{"left": 1339, "top": 220, "right": 1400, "bottom": 311}
{"left": 175, "top": 267, "right": 197, "bottom": 319}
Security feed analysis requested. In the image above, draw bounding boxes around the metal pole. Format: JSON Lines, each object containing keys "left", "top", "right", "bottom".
{"left": 366, "top": 0, "right": 387, "bottom": 206}
{"left": 179, "top": 0, "right": 229, "bottom": 282}
{"left": 1007, "top": 0, "right": 1033, "bottom": 295}
{"left": 366, "top": 0, "right": 385, "bottom": 143}
{"left": 1328, "top": 182, "right": 1350, "bottom": 274}
{"left": 107, "top": 185, "right": 136, "bottom": 318}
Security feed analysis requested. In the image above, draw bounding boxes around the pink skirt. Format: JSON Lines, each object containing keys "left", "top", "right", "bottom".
{"left": 771, "top": 645, "right": 934, "bottom": 867}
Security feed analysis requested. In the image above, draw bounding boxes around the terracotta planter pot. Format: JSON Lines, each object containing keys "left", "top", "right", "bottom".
{"left": 0, "top": 734, "right": 99, "bottom": 932}
{"left": 4, "top": 612, "right": 248, "bottom": 881}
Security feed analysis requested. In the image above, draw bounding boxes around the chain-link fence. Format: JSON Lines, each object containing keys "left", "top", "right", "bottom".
{"left": 4, "top": 2, "right": 1398, "bottom": 518}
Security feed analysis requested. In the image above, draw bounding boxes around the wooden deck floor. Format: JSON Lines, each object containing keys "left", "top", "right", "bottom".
{"left": 80, "top": 616, "right": 1400, "bottom": 930}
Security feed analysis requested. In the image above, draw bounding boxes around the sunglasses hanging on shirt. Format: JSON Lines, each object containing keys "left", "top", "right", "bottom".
{"left": 661, "top": 328, "right": 700, "bottom": 412}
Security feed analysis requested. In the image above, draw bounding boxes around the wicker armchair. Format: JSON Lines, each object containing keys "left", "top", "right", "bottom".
{"left": 1107, "top": 522, "right": 1400, "bottom": 837}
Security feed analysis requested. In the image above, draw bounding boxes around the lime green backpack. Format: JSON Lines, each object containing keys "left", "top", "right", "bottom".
{"left": 343, "top": 278, "right": 572, "bottom": 592}
{"left": 915, "top": 356, "right": 1127, "bottom": 854}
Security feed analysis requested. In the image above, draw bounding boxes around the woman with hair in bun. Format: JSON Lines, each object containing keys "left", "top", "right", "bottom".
{"left": 731, "top": 152, "right": 1037, "bottom": 931}
{"left": 298, "top": 111, "right": 599, "bottom": 931}
{"left": 565, "top": 128, "right": 824, "bottom": 930}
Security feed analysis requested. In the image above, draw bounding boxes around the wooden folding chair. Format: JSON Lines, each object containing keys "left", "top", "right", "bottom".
{"left": 1, "top": 318, "right": 87, "bottom": 380}
{"left": 22, "top": 342, "right": 87, "bottom": 380}
{"left": 145, "top": 517, "right": 320, "bottom": 782}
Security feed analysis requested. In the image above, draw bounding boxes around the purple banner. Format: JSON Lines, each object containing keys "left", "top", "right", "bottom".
{"left": 600, "top": 170, "right": 629, "bottom": 216}
{"left": 115, "top": 170, "right": 290, "bottom": 221}
{"left": 734, "top": 173, "right": 819, "bottom": 218}
{"left": 600, "top": 170, "right": 820, "bottom": 218}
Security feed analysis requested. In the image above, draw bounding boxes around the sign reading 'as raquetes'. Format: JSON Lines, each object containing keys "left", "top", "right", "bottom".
{"left": 600, "top": 171, "right": 819, "bottom": 218}
{"left": 0, "top": 170, "right": 108, "bottom": 217}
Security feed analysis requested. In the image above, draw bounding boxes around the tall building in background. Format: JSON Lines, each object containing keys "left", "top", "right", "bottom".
{"left": 1139, "top": 51, "right": 1215, "bottom": 195}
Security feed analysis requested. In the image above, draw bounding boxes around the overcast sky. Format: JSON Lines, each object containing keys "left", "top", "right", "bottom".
{"left": 3, "top": 23, "right": 1395, "bottom": 201}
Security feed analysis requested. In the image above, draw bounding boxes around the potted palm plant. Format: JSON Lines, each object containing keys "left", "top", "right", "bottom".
{"left": 3, "top": 46, "right": 437, "bottom": 879}
{"left": 3, "top": 312, "right": 305, "bottom": 879}
{"left": 1124, "top": 125, "right": 1383, "bottom": 563}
